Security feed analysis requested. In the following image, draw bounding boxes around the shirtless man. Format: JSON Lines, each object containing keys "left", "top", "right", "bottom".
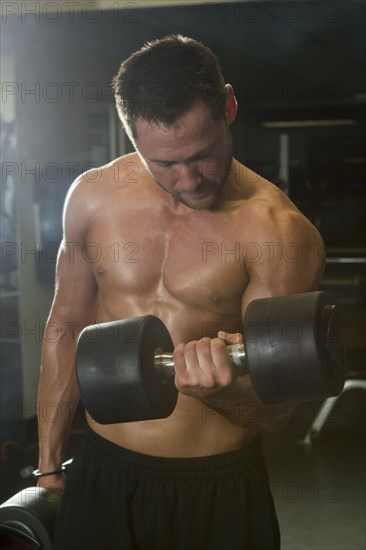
{"left": 37, "top": 35, "right": 325, "bottom": 549}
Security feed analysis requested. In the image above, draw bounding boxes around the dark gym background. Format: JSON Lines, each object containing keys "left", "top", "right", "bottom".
{"left": 1, "top": 1, "right": 365, "bottom": 549}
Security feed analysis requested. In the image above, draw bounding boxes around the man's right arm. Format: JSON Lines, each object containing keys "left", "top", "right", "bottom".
{"left": 37, "top": 175, "right": 98, "bottom": 491}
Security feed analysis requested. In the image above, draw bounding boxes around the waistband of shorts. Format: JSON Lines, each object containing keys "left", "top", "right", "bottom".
{"left": 78, "top": 426, "right": 263, "bottom": 480}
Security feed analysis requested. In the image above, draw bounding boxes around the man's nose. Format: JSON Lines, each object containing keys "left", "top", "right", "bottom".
{"left": 177, "top": 163, "right": 202, "bottom": 191}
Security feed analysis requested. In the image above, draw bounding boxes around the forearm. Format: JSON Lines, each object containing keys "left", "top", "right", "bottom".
{"left": 201, "top": 376, "right": 296, "bottom": 432}
{"left": 38, "top": 336, "right": 80, "bottom": 471}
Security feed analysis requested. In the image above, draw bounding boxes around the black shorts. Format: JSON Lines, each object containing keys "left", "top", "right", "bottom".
{"left": 53, "top": 428, "right": 280, "bottom": 550}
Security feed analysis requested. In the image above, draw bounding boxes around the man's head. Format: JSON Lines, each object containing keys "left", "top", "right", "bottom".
{"left": 112, "top": 35, "right": 237, "bottom": 210}
{"left": 113, "top": 34, "right": 227, "bottom": 140}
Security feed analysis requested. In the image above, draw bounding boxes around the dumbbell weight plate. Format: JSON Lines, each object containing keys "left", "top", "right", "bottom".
{"left": 0, "top": 487, "right": 59, "bottom": 550}
{"left": 243, "top": 291, "right": 346, "bottom": 403}
{"left": 76, "top": 315, "right": 177, "bottom": 424}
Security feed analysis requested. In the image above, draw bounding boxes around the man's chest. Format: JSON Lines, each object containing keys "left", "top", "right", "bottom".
{"left": 87, "top": 206, "right": 249, "bottom": 312}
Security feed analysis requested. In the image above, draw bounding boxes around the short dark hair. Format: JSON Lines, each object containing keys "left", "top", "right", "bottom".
{"left": 112, "top": 34, "right": 226, "bottom": 140}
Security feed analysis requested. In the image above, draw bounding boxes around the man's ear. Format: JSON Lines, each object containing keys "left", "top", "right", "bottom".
{"left": 224, "top": 84, "right": 237, "bottom": 125}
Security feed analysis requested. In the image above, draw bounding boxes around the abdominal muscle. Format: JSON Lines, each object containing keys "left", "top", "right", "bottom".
{"left": 87, "top": 395, "right": 257, "bottom": 458}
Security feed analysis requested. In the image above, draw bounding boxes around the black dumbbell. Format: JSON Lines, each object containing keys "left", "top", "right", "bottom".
{"left": 0, "top": 459, "right": 73, "bottom": 549}
{"left": 76, "top": 291, "right": 346, "bottom": 424}
{"left": 0, "top": 488, "right": 59, "bottom": 549}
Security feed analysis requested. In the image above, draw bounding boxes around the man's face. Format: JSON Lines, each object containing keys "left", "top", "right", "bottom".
{"left": 134, "top": 101, "right": 234, "bottom": 210}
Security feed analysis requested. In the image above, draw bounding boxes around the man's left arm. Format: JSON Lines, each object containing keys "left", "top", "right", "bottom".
{"left": 173, "top": 210, "right": 326, "bottom": 431}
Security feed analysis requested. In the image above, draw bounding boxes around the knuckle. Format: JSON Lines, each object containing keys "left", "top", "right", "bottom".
{"left": 211, "top": 337, "right": 226, "bottom": 354}
{"left": 233, "top": 332, "right": 244, "bottom": 344}
{"left": 196, "top": 340, "right": 212, "bottom": 358}
{"left": 175, "top": 375, "right": 186, "bottom": 390}
{"left": 184, "top": 341, "right": 197, "bottom": 355}
{"left": 196, "top": 338, "right": 209, "bottom": 349}
{"left": 202, "top": 373, "right": 216, "bottom": 388}
{"left": 173, "top": 343, "right": 184, "bottom": 355}
{"left": 220, "top": 370, "right": 233, "bottom": 386}
{"left": 173, "top": 348, "right": 183, "bottom": 364}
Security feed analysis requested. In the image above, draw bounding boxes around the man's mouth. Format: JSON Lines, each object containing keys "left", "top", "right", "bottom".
{"left": 180, "top": 183, "right": 213, "bottom": 199}
{"left": 183, "top": 189, "right": 207, "bottom": 198}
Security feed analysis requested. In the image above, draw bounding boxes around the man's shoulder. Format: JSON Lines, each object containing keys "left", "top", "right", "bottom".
{"left": 232, "top": 167, "right": 325, "bottom": 280}
{"left": 234, "top": 169, "right": 295, "bottom": 218}
{"left": 233, "top": 168, "right": 321, "bottom": 244}
{"left": 102, "top": 151, "right": 144, "bottom": 177}
{"left": 77, "top": 151, "right": 143, "bottom": 186}
{"left": 66, "top": 152, "right": 148, "bottom": 202}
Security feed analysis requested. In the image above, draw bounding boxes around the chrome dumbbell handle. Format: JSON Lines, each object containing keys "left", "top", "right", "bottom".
{"left": 154, "top": 343, "right": 248, "bottom": 379}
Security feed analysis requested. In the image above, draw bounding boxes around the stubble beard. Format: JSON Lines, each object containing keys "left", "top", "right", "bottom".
{"left": 161, "top": 138, "right": 234, "bottom": 211}
{"left": 180, "top": 151, "right": 233, "bottom": 210}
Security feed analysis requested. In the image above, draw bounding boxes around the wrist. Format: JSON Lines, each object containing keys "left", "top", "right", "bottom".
{"left": 35, "top": 458, "right": 73, "bottom": 478}
{"left": 33, "top": 465, "right": 66, "bottom": 478}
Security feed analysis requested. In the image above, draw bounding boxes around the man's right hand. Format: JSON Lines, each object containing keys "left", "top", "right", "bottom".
{"left": 37, "top": 473, "right": 66, "bottom": 495}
